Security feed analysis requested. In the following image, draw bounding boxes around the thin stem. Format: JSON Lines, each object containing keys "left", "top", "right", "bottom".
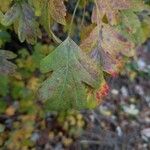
{"left": 49, "top": 30, "right": 62, "bottom": 44}
{"left": 80, "top": 0, "right": 86, "bottom": 28}
{"left": 94, "top": 0, "right": 101, "bottom": 31}
{"left": 68, "top": 0, "right": 80, "bottom": 36}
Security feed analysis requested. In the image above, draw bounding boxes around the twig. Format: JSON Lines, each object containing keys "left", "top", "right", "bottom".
{"left": 68, "top": 0, "right": 81, "bottom": 36}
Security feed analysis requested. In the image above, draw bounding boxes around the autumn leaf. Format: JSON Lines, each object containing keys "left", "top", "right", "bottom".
{"left": 30, "top": 0, "right": 66, "bottom": 25}
{"left": 37, "top": 0, "right": 66, "bottom": 43}
{"left": 49, "top": 0, "right": 66, "bottom": 25}
{"left": 18, "top": 1, "right": 42, "bottom": 44}
{"left": 1, "top": 1, "right": 41, "bottom": 44}
{"left": 81, "top": 24, "right": 135, "bottom": 75}
{"left": 0, "top": 50, "right": 17, "bottom": 75}
{"left": 101, "top": 25, "right": 135, "bottom": 57}
{"left": 92, "top": 0, "right": 131, "bottom": 25}
{"left": 96, "top": 82, "right": 110, "bottom": 102}
{"left": 90, "top": 1, "right": 146, "bottom": 66}
{"left": 90, "top": 47, "right": 122, "bottom": 76}
{"left": 38, "top": 37, "right": 104, "bottom": 111}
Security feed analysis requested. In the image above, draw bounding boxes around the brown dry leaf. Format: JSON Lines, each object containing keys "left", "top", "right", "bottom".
{"left": 49, "top": 0, "right": 66, "bottom": 25}
{"left": 31, "top": 0, "right": 66, "bottom": 25}
{"left": 92, "top": 0, "right": 131, "bottom": 25}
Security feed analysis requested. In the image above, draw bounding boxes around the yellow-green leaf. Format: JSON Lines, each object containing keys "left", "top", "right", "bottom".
{"left": 38, "top": 37, "right": 104, "bottom": 111}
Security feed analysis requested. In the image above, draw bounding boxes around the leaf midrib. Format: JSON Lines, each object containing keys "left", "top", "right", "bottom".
{"left": 58, "top": 44, "right": 80, "bottom": 107}
{"left": 58, "top": 44, "right": 70, "bottom": 102}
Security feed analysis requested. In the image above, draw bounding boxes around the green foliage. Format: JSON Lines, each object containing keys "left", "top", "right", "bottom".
{"left": 0, "top": 0, "right": 150, "bottom": 111}
{"left": 0, "top": 1, "right": 150, "bottom": 149}
{"left": 39, "top": 37, "right": 104, "bottom": 111}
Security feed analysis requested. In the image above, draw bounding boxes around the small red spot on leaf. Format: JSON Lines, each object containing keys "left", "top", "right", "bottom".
{"left": 96, "top": 83, "right": 110, "bottom": 103}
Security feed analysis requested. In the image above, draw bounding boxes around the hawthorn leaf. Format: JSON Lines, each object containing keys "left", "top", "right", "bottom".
{"left": 18, "top": 1, "right": 42, "bottom": 44}
{"left": 90, "top": 42, "right": 124, "bottom": 75}
{"left": 39, "top": 0, "right": 66, "bottom": 40}
{"left": 39, "top": 37, "right": 103, "bottom": 111}
{"left": 2, "top": 1, "right": 41, "bottom": 44}
{"left": 49, "top": 0, "right": 66, "bottom": 25}
{"left": 92, "top": 0, "right": 131, "bottom": 25}
{"left": 101, "top": 25, "right": 135, "bottom": 57}
{"left": 32, "top": 0, "right": 66, "bottom": 25}
{"left": 81, "top": 24, "right": 135, "bottom": 75}
{"left": 0, "top": 50, "right": 17, "bottom": 75}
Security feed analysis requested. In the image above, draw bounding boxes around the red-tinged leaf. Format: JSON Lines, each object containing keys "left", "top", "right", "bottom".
{"left": 90, "top": 47, "right": 123, "bottom": 75}
{"left": 81, "top": 24, "right": 134, "bottom": 75}
{"left": 96, "top": 82, "right": 110, "bottom": 104}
